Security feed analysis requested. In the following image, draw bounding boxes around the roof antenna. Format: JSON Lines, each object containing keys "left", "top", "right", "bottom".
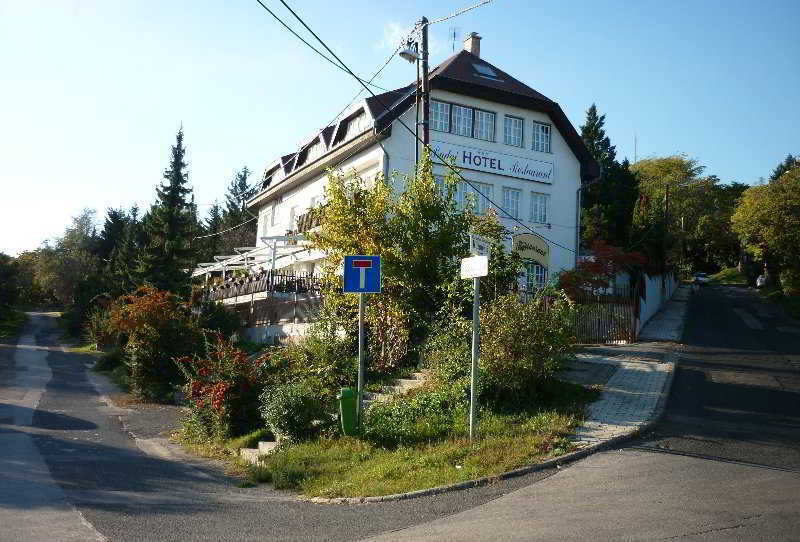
{"left": 449, "top": 26, "right": 460, "bottom": 52}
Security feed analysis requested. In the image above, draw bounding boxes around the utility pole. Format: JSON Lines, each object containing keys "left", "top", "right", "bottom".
{"left": 421, "top": 16, "right": 430, "bottom": 148}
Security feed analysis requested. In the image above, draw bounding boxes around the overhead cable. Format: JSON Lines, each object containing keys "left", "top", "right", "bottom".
{"left": 273, "top": 0, "right": 576, "bottom": 253}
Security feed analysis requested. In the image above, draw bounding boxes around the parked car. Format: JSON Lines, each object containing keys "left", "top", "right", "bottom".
{"left": 692, "top": 273, "right": 710, "bottom": 286}
{"left": 756, "top": 275, "right": 767, "bottom": 289}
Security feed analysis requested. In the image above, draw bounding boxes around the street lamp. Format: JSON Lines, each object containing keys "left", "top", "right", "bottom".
{"left": 397, "top": 18, "right": 429, "bottom": 165}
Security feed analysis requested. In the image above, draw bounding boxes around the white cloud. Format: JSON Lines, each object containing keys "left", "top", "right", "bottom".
{"left": 375, "top": 21, "right": 446, "bottom": 57}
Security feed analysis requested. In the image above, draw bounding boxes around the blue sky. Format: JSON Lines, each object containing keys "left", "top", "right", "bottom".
{"left": 1, "top": 0, "right": 798, "bottom": 255}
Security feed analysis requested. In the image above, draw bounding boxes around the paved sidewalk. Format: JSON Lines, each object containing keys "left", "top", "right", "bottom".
{"left": 564, "top": 285, "right": 690, "bottom": 448}
{"left": 569, "top": 351, "right": 675, "bottom": 447}
{"left": 639, "top": 284, "right": 691, "bottom": 342}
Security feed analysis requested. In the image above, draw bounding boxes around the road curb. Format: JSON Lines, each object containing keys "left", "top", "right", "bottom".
{"left": 304, "top": 354, "right": 679, "bottom": 506}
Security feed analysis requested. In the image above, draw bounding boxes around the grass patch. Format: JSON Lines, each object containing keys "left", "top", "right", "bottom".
{"left": 760, "top": 285, "right": 800, "bottom": 320}
{"left": 175, "top": 426, "right": 273, "bottom": 478}
{"left": 710, "top": 267, "right": 747, "bottom": 285}
{"left": 252, "top": 380, "right": 598, "bottom": 498}
{"left": 0, "top": 309, "right": 26, "bottom": 341}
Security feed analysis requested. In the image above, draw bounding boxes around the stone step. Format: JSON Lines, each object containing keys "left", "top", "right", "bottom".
{"left": 239, "top": 448, "right": 261, "bottom": 465}
{"left": 239, "top": 441, "right": 279, "bottom": 465}
{"left": 258, "top": 441, "right": 278, "bottom": 454}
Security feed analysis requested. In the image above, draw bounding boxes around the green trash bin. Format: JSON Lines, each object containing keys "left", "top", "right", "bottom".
{"left": 338, "top": 387, "right": 358, "bottom": 436}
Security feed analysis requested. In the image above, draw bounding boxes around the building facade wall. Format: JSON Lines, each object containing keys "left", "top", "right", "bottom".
{"left": 251, "top": 90, "right": 582, "bottom": 281}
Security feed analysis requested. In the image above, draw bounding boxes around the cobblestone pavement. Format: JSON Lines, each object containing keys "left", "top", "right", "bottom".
{"left": 570, "top": 350, "right": 676, "bottom": 447}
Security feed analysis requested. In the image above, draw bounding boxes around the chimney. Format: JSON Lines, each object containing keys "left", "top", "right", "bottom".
{"left": 463, "top": 32, "right": 481, "bottom": 57}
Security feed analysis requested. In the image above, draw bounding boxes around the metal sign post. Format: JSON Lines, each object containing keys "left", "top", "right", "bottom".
{"left": 343, "top": 255, "right": 382, "bottom": 426}
{"left": 460, "top": 254, "right": 488, "bottom": 441}
{"left": 357, "top": 292, "right": 365, "bottom": 423}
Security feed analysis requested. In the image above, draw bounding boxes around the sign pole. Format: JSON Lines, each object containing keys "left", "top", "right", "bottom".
{"left": 469, "top": 276, "right": 480, "bottom": 441}
{"left": 357, "top": 292, "right": 366, "bottom": 426}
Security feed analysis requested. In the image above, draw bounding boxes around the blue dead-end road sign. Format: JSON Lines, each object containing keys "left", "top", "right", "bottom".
{"left": 343, "top": 255, "right": 381, "bottom": 293}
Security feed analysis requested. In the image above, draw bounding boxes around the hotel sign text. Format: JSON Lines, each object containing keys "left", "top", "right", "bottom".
{"left": 432, "top": 140, "right": 554, "bottom": 183}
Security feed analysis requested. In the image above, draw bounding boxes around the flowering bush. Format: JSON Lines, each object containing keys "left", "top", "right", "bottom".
{"left": 108, "top": 286, "right": 200, "bottom": 401}
{"left": 176, "top": 333, "right": 266, "bottom": 441}
{"left": 558, "top": 240, "right": 647, "bottom": 298}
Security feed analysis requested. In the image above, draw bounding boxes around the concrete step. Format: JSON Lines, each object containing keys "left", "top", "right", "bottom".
{"left": 258, "top": 441, "right": 278, "bottom": 454}
{"left": 239, "top": 441, "right": 279, "bottom": 465}
{"left": 239, "top": 448, "right": 261, "bottom": 465}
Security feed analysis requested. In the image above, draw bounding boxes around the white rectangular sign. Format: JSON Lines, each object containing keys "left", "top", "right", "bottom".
{"left": 460, "top": 255, "right": 489, "bottom": 279}
{"left": 432, "top": 140, "right": 554, "bottom": 183}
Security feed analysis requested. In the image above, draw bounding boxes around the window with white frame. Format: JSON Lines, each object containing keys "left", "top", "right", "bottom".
{"left": 502, "top": 187, "right": 521, "bottom": 219}
{"left": 525, "top": 262, "right": 547, "bottom": 290}
{"left": 431, "top": 100, "right": 450, "bottom": 132}
{"left": 260, "top": 209, "right": 271, "bottom": 237}
{"left": 474, "top": 110, "right": 495, "bottom": 141}
{"left": 289, "top": 205, "right": 298, "bottom": 229}
{"left": 270, "top": 203, "right": 277, "bottom": 226}
{"left": 463, "top": 182, "right": 492, "bottom": 215}
{"left": 532, "top": 121, "right": 551, "bottom": 153}
{"left": 530, "top": 192, "right": 550, "bottom": 224}
{"left": 504, "top": 115, "right": 523, "bottom": 147}
{"left": 452, "top": 104, "right": 473, "bottom": 137}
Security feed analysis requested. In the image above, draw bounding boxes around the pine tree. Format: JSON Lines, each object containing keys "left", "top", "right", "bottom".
{"left": 110, "top": 206, "right": 141, "bottom": 295}
{"left": 579, "top": 104, "right": 639, "bottom": 248}
{"left": 770, "top": 154, "right": 798, "bottom": 182}
{"left": 580, "top": 104, "right": 616, "bottom": 173}
{"left": 96, "top": 208, "right": 128, "bottom": 264}
{"left": 199, "top": 201, "right": 223, "bottom": 262}
{"left": 137, "top": 128, "right": 196, "bottom": 294}
{"left": 220, "top": 166, "right": 257, "bottom": 253}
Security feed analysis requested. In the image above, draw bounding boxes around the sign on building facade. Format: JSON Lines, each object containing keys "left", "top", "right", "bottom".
{"left": 432, "top": 140, "right": 555, "bottom": 183}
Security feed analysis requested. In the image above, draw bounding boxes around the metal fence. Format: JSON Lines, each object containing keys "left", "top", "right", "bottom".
{"left": 571, "top": 286, "right": 639, "bottom": 344}
{"left": 204, "top": 271, "right": 324, "bottom": 327}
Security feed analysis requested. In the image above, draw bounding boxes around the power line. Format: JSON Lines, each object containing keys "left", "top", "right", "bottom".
{"left": 273, "top": 0, "right": 576, "bottom": 254}
{"left": 427, "top": 0, "right": 494, "bottom": 25}
{"left": 253, "top": 0, "right": 390, "bottom": 92}
{"left": 193, "top": 215, "right": 258, "bottom": 240}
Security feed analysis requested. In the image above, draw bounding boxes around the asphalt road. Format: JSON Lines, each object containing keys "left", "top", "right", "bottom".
{"left": 372, "top": 284, "right": 800, "bottom": 540}
{"left": 0, "top": 312, "right": 557, "bottom": 542}
{"left": 2, "top": 285, "right": 799, "bottom": 541}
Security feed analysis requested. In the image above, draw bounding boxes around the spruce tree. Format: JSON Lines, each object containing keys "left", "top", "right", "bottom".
{"left": 199, "top": 201, "right": 223, "bottom": 262}
{"left": 579, "top": 104, "right": 639, "bottom": 248}
{"left": 110, "top": 206, "right": 141, "bottom": 295}
{"left": 220, "top": 166, "right": 257, "bottom": 253}
{"left": 137, "top": 128, "right": 195, "bottom": 294}
{"left": 97, "top": 208, "right": 128, "bottom": 263}
{"left": 770, "top": 154, "right": 798, "bottom": 182}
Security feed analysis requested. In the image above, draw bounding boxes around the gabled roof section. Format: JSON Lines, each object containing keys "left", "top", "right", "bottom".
{"left": 369, "top": 50, "right": 600, "bottom": 183}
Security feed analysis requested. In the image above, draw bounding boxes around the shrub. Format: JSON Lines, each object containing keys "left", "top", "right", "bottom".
{"left": 195, "top": 301, "right": 241, "bottom": 338}
{"left": 108, "top": 286, "right": 200, "bottom": 401}
{"left": 479, "top": 290, "right": 576, "bottom": 408}
{"left": 259, "top": 378, "right": 333, "bottom": 442}
{"left": 176, "top": 334, "right": 266, "bottom": 442}
{"left": 422, "top": 311, "right": 471, "bottom": 385}
{"left": 94, "top": 346, "right": 124, "bottom": 372}
{"left": 362, "top": 384, "right": 466, "bottom": 447}
{"left": 779, "top": 268, "right": 800, "bottom": 296}
{"left": 85, "top": 306, "right": 114, "bottom": 349}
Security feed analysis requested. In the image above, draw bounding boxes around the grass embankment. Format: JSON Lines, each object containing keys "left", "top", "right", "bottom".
{"left": 248, "top": 380, "right": 598, "bottom": 498}
{"left": 710, "top": 267, "right": 747, "bottom": 285}
{"left": 0, "top": 309, "right": 26, "bottom": 341}
{"left": 761, "top": 285, "right": 800, "bottom": 320}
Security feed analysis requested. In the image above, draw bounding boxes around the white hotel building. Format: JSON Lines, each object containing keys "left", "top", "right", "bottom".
{"left": 242, "top": 34, "right": 599, "bottom": 288}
